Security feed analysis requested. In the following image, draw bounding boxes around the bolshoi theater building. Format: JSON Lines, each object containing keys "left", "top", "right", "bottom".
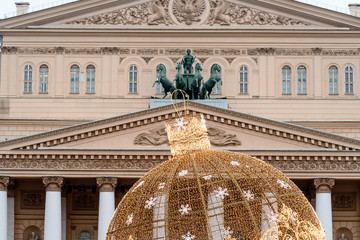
{"left": 0, "top": 0, "right": 360, "bottom": 239}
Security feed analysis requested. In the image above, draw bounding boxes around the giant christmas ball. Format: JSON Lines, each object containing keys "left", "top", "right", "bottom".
{"left": 106, "top": 114, "right": 325, "bottom": 240}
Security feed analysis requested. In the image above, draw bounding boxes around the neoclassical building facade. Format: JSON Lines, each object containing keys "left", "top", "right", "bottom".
{"left": 0, "top": 0, "right": 360, "bottom": 240}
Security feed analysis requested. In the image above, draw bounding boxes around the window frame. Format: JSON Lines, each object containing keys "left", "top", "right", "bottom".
{"left": 344, "top": 65, "right": 354, "bottom": 95}
{"left": 39, "top": 65, "right": 49, "bottom": 94}
{"left": 128, "top": 64, "right": 138, "bottom": 94}
{"left": 297, "top": 66, "right": 307, "bottom": 95}
{"left": 70, "top": 65, "right": 80, "bottom": 94}
{"left": 239, "top": 65, "right": 248, "bottom": 94}
{"left": 282, "top": 65, "right": 292, "bottom": 95}
{"left": 79, "top": 231, "right": 91, "bottom": 240}
{"left": 329, "top": 66, "right": 338, "bottom": 95}
{"left": 23, "top": 64, "right": 33, "bottom": 94}
{"left": 86, "top": 65, "right": 96, "bottom": 94}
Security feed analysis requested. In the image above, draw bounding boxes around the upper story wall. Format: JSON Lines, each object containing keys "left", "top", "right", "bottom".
{"left": 1, "top": 42, "right": 360, "bottom": 100}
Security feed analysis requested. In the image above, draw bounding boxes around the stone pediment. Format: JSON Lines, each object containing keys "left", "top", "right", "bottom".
{"left": 0, "top": 102, "right": 359, "bottom": 152}
{"left": 64, "top": 0, "right": 310, "bottom": 27}
{"left": 2, "top": 0, "right": 360, "bottom": 29}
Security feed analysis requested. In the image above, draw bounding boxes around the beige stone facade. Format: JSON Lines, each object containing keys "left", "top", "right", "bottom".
{"left": 0, "top": 0, "right": 360, "bottom": 239}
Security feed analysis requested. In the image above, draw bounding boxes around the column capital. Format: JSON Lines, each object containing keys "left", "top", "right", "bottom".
{"left": 313, "top": 178, "right": 335, "bottom": 193}
{"left": 42, "top": 176, "right": 64, "bottom": 192}
{"left": 96, "top": 177, "right": 117, "bottom": 192}
{"left": 0, "top": 176, "right": 10, "bottom": 191}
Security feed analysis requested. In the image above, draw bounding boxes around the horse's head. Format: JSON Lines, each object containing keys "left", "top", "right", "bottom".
{"left": 195, "top": 63, "right": 202, "bottom": 71}
{"left": 211, "top": 64, "right": 221, "bottom": 73}
{"left": 176, "top": 62, "right": 182, "bottom": 71}
{"left": 157, "top": 64, "right": 165, "bottom": 73}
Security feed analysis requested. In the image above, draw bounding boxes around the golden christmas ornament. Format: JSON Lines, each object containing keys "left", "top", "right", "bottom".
{"left": 106, "top": 106, "right": 325, "bottom": 240}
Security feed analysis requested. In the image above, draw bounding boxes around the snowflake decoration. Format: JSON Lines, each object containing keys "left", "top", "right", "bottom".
{"left": 277, "top": 179, "right": 291, "bottom": 189}
{"left": 126, "top": 213, "right": 133, "bottom": 226}
{"left": 179, "top": 204, "right": 192, "bottom": 215}
{"left": 174, "top": 117, "right": 188, "bottom": 130}
{"left": 145, "top": 197, "right": 157, "bottom": 209}
{"left": 132, "top": 180, "right": 145, "bottom": 192}
{"left": 267, "top": 212, "right": 279, "bottom": 223}
{"left": 178, "top": 169, "right": 188, "bottom": 177}
{"left": 243, "top": 190, "right": 254, "bottom": 201}
{"left": 214, "top": 187, "right": 229, "bottom": 199}
{"left": 158, "top": 182, "right": 165, "bottom": 190}
{"left": 202, "top": 175, "right": 212, "bottom": 180}
{"left": 230, "top": 161, "right": 240, "bottom": 166}
{"left": 222, "top": 226, "right": 233, "bottom": 238}
{"left": 182, "top": 232, "right": 195, "bottom": 240}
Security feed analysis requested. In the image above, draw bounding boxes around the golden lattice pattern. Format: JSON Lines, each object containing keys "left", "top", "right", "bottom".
{"left": 106, "top": 150, "right": 325, "bottom": 240}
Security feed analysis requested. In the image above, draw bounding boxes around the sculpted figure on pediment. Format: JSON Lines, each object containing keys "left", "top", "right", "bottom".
{"left": 207, "top": 0, "right": 310, "bottom": 26}
{"left": 134, "top": 126, "right": 240, "bottom": 146}
{"left": 172, "top": 0, "right": 206, "bottom": 25}
{"left": 66, "top": 0, "right": 171, "bottom": 26}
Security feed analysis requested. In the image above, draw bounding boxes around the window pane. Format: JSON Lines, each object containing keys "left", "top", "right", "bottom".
{"left": 86, "top": 66, "right": 95, "bottom": 93}
{"left": 282, "top": 66, "right": 291, "bottom": 94}
{"left": 129, "top": 65, "right": 138, "bottom": 93}
{"left": 24, "top": 65, "right": 33, "bottom": 93}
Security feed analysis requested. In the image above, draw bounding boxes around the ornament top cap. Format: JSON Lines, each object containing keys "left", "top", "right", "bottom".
{"left": 166, "top": 113, "right": 210, "bottom": 156}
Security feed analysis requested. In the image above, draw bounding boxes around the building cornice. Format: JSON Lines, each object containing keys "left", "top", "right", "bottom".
{"left": 0, "top": 102, "right": 359, "bottom": 150}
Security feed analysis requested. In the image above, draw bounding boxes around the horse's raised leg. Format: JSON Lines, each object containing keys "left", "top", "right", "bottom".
{"left": 163, "top": 92, "right": 167, "bottom": 99}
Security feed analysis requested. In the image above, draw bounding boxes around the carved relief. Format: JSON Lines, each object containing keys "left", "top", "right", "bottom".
{"left": 171, "top": 0, "right": 206, "bottom": 25}
{"left": 225, "top": 57, "right": 236, "bottom": 64}
{"left": 197, "top": 57, "right": 208, "bottom": 64}
{"left": 170, "top": 57, "right": 181, "bottom": 64}
{"left": 1, "top": 47, "right": 18, "bottom": 54}
{"left": 18, "top": 48, "right": 55, "bottom": 55}
{"left": 134, "top": 127, "right": 169, "bottom": 146}
{"left": 332, "top": 192, "right": 356, "bottom": 211}
{"left": 313, "top": 178, "right": 335, "bottom": 193}
{"left": 42, "top": 177, "right": 64, "bottom": 191}
{"left": 134, "top": 127, "right": 240, "bottom": 146}
{"left": 137, "top": 48, "right": 158, "bottom": 55}
{"left": 220, "top": 48, "right": 242, "bottom": 56}
{"left": 101, "top": 47, "right": 119, "bottom": 55}
{"left": 207, "top": 127, "right": 241, "bottom": 146}
{"left": 208, "top": 0, "right": 310, "bottom": 26}
{"left": 66, "top": 0, "right": 171, "bottom": 26}
{"left": 0, "top": 176, "right": 10, "bottom": 191}
{"left": 142, "top": 57, "right": 153, "bottom": 64}
{"left": 73, "top": 192, "right": 96, "bottom": 210}
{"left": 64, "top": 48, "right": 101, "bottom": 55}
{"left": 165, "top": 48, "right": 186, "bottom": 55}
{"left": 96, "top": 177, "right": 117, "bottom": 192}
{"left": 21, "top": 191, "right": 45, "bottom": 209}
{"left": 193, "top": 48, "right": 214, "bottom": 55}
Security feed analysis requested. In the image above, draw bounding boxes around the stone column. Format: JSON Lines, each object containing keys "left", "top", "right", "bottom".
{"left": 0, "top": 176, "right": 10, "bottom": 240}
{"left": 314, "top": 178, "right": 335, "bottom": 240}
{"left": 97, "top": 177, "right": 117, "bottom": 240}
{"left": 43, "top": 177, "right": 64, "bottom": 240}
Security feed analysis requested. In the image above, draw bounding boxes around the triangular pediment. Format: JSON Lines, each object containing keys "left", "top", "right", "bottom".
{"left": 1, "top": 102, "right": 359, "bottom": 152}
{"left": 1, "top": 0, "right": 360, "bottom": 29}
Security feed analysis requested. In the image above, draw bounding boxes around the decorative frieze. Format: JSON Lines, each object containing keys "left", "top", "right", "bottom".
{"left": 73, "top": 192, "right": 96, "bottom": 210}
{"left": 313, "top": 178, "right": 335, "bottom": 193}
{"left": 137, "top": 48, "right": 158, "bottom": 55}
{"left": 0, "top": 176, "right": 10, "bottom": 191}
{"left": 332, "top": 192, "right": 356, "bottom": 211}
{"left": 21, "top": 191, "right": 45, "bottom": 209}
{"left": 96, "top": 177, "right": 117, "bottom": 192}
{"left": 42, "top": 176, "right": 64, "bottom": 191}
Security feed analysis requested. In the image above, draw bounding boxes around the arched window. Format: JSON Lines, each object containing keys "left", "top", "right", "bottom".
{"left": 24, "top": 65, "right": 33, "bottom": 93}
{"left": 156, "top": 65, "right": 164, "bottom": 94}
{"left": 297, "top": 66, "right": 307, "bottom": 94}
{"left": 79, "top": 231, "right": 91, "bottom": 240}
{"left": 129, "top": 65, "right": 138, "bottom": 93}
{"left": 86, "top": 65, "right": 95, "bottom": 93}
{"left": 282, "top": 66, "right": 291, "bottom": 94}
{"left": 345, "top": 66, "right": 354, "bottom": 94}
{"left": 70, "top": 65, "right": 80, "bottom": 93}
{"left": 239, "top": 65, "right": 248, "bottom": 94}
{"left": 212, "top": 65, "right": 221, "bottom": 94}
{"left": 39, "top": 65, "right": 49, "bottom": 93}
{"left": 329, "top": 66, "right": 338, "bottom": 94}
